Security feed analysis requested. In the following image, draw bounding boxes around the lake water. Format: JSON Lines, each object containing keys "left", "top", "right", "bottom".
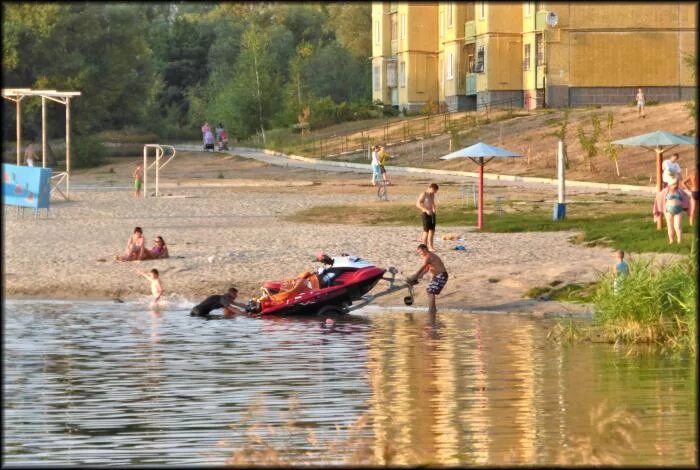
{"left": 3, "top": 299, "right": 696, "bottom": 466}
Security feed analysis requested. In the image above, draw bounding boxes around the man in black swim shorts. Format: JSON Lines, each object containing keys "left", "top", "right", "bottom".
{"left": 190, "top": 287, "right": 244, "bottom": 317}
{"left": 416, "top": 183, "right": 439, "bottom": 251}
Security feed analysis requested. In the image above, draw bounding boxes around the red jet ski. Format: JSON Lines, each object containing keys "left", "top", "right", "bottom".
{"left": 244, "top": 254, "right": 414, "bottom": 316}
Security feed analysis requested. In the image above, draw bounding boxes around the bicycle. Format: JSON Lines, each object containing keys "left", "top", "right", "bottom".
{"left": 376, "top": 179, "right": 389, "bottom": 201}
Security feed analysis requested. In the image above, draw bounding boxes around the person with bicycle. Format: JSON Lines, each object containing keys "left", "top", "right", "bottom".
{"left": 370, "top": 144, "right": 382, "bottom": 186}
{"left": 378, "top": 144, "right": 390, "bottom": 185}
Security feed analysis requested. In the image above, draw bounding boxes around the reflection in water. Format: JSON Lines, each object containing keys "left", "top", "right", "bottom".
{"left": 3, "top": 300, "right": 696, "bottom": 466}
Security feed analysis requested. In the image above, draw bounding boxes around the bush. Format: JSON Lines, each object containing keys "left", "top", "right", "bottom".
{"left": 591, "top": 253, "right": 696, "bottom": 350}
{"left": 71, "top": 135, "right": 108, "bottom": 168}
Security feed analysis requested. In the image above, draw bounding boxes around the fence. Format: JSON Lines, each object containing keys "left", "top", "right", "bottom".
{"left": 250, "top": 97, "right": 522, "bottom": 159}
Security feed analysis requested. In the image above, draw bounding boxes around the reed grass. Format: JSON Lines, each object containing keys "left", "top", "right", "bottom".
{"left": 589, "top": 252, "right": 696, "bottom": 352}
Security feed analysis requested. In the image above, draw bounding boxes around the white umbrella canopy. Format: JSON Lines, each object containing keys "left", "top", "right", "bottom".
{"left": 441, "top": 142, "right": 523, "bottom": 229}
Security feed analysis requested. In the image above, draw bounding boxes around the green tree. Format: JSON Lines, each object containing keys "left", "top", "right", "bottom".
{"left": 325, "top": 4, "right": 372, "bottom": 60}
{"left": 303, "top": 42, "right": 370, "bottom": 103}
{"left": 577, "top": 113, "right": 602, "bottom": 173}
{"left": 683, "top": 53, "right": 696, "bottom": 120}
{"left": 602, "top": 111, "right": 622, "bottom": 177}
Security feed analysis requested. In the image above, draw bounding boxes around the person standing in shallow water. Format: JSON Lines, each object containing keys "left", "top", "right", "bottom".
{"left": 407, "top": 244, "right": 448, "bottom": 315}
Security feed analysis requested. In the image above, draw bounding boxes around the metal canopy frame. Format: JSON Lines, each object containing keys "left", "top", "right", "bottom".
{"left": 2, "top": 88, "right": 81, "bottom": 198}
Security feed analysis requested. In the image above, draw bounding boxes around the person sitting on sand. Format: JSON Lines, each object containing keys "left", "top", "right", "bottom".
{"left": 190, "top": 287, "right": 245, "bottom": 317}
{"left": 115, "top": 227, "right": 146, "bottom": 262}
{"left": 144, "top": 236, "right": 169, "bottom": 260}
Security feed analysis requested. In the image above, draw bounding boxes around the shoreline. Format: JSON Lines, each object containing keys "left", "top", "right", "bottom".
{"left": 3, "top": 152, "right": 629, "bottom": 318}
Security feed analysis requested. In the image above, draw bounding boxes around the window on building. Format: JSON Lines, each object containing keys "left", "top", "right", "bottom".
{"left": 535, "top": 1, "right": 545, "bottom": 11}
{"left": 401, "top": 13, "right": 406, "bottom": 38}
{"left": 523, "top": 44, "right": 531, "bottom": 70}
{"left": 439, "top": 10, "right": 444, "bottom": 36}
{"left": 535, "top": 33, "right": 544, "bottom": 66}
{"left": 468, "top": 54, "right": 475, "bottom": 73}
{"left": 447, "top": 3, "right": 453, "bottom": 27}
{"left": 373, "top": 65, "right": 381, "bottom": 91}
{"left": 374, "top": 20, "right": 380, "bottom": 44}
{"left": 475, "top": 45, "right": 485, "bottom": 73}
{"left": 399, "top": 61, "right": 406, "bottom": 87}
{"left": 480, "top": 1, "right": 486, "bottom": 19}
{"left": 447, "top": 52, "right": 454, "bottom": 80}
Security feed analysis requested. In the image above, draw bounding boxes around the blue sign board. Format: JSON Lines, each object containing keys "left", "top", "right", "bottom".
{"left": 3, "top": 164, "right": 52, "bottom": 209}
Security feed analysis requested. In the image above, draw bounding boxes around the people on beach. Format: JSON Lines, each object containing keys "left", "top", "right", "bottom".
{"left": 370, "top": 144, "right": 382, "bottom": 186}
{"left": 190, "top": 287, "right": 245, "bottom": 317}
{"left": 219, "top": 129, "right": 229, "bottom": 151}
{"left": 116, "top": 227, "right": 146, "bottom": 262}
{"left": 133, "top": 163, "right": 143, "bottom": 197}
{"left": 377, "top": 144, "right": 391, "bottom": 185}
{"left": 24, "top": 142, "right": 37, "bottom": 167}
{"left": 201, "top": 121, "right": 211, "bottom": 142}
{"left": 407, "top": 244, "right": 449, "bottom": 315}
{"left": 613, "top": 249, "right": 629, "bottom": 293}
{"left": 144, "top": 236, "right": 169, "bottom": 260}
{"left": 416, "top": 183, "right": 439, "bottom": 251}
{"left": 635, "top": 88, "right": 645, "bottom": 118}
{"left": 653, "top": 171, "right": 689, "bottom": 244}
{"left": 681, "top": 169, "right": 698, "bottom": 225}
{"left": 662, "top": 153, "right": 681, "bottom": 180}
{"left": 135, "top": 267, "right": 163, "bottom": 305}
{"left": 204, "top": 129, "right": 215, "bottom": 151}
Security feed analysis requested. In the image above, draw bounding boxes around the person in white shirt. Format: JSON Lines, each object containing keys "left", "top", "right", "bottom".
{"left": 662, "top": 153, "right": 681, "bottom": 186}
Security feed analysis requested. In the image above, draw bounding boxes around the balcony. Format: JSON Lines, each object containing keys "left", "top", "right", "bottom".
{"left": 386, "top": 60, "right": 398, "bottom": 88}
{"left": 466, "top": 73, "right": 477, "bottom": 95}
{"left": 464, "top": 21, "right": 476, "bottom": 42}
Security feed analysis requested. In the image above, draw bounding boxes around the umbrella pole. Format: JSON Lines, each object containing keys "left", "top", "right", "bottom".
{"left": 656, "top": 148, "right": 664, "bottom": 230}
{"left": 478, "top": 158, "right": 484, "bottom": 230}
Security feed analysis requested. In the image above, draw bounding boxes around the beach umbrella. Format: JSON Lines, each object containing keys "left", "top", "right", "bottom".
{"left": 441, "top": 142, "right": 523, "bottom": 230}
{"left": 612, "top": 130, "right": 696, "bottom": 192}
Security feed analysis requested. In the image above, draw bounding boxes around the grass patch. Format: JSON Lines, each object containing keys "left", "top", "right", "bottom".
{"left": 287, "top": 199, "right": 695, "bottom": 254}
{"left": 524, "top": 282, "right": 596, "bottom": 303}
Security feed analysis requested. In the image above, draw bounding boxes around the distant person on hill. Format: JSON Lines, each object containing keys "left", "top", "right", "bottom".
{"left": 133, "top": 163, "right": 143, "bottom": 197}
{"left": 635, "top": 88, "right": 645, "bottom": 118}
{"left": 416, "top": 183, "right": 439, "bottom": 251}
{"left": 612, "top": 250, "right": 630, "bottom": 293}
{"left": 653, "top": 171, "right": 689, "bottom": 244}
{"left": 681, "top": 169, "right": 698, "bottom": 226}
{"left": 370, "top": 144, "right": 382, "bottom": 186}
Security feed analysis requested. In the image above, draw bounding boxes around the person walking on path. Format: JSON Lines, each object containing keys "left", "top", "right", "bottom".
{"left": 635, "top": 88, "right": 646, "bottom": 118}
{"left": 133, "top": 163, "right": 143, "bottom": 197}
{"left": 378, "top": 144, "right": 390, "bottom": 185}
{"left": 407, "top": 244, "right": 449, "bottom": 315}
{"left": 416, "top": 183, "right": 439, "bottom": 251}
{"left": 370, "top": 145, "right": 382, "bottom": 186}
{"left": 681, "top": 169, "right": 698, "bottom": 226}
{"left": 653, "top": 171, "right": 689, "bottom": 244}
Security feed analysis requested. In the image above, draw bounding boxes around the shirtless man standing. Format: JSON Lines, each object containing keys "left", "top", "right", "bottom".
{"left": 407, "top": 244, "right": 449, "bottom": 315}
{"left": 416, "top": 183, "right": 439, "bottom": 251}
{"left": 681, "top": 169, "right": 699, "bottom": 226}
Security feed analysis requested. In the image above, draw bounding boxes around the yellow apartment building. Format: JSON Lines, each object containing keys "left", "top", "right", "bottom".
{"left": 371, "top": 2, "right": 697, "bottom": 112}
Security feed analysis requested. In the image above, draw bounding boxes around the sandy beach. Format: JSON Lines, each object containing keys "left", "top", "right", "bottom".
{"left": 4, "top": 150, "right": 634, "bottom": 316}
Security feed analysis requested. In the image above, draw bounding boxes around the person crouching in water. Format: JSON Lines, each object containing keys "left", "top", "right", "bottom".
{"left": 407, "top": 244, "right": 449, "bottom": 315}
{"left": 190, "top": 287, "right": 245, "bottom": 317}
